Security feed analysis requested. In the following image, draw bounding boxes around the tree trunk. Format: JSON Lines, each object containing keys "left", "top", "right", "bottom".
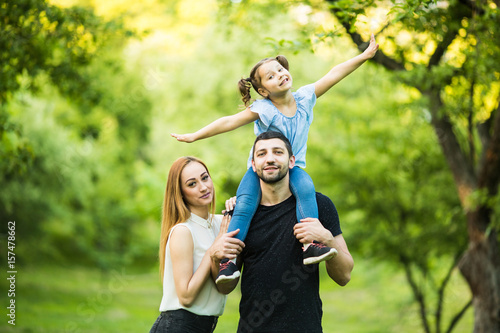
{"left": 427, "top": 93, "right": 500, "bottom": 333}
{"left": 459, "top": 210, "right": 500, "bottom": 332}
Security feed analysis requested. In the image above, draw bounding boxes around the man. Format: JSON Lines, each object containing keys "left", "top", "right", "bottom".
{"left": 218, "top": 131, "right": 354, "bottom": 333}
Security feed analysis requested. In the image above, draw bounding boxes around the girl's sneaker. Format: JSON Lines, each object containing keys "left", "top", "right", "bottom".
{"left": 216, "top": 259, "right": 240, "bottom": 285}
{"left": 303, "top": 241, "right": 338, "bottom": 265}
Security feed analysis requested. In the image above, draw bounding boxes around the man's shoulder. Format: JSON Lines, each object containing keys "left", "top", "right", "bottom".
{"left": 315, "top": 192, "right": 341, "bottom": 234}
{"left": 315, "top": 192, "right": 335, "bottom": 206}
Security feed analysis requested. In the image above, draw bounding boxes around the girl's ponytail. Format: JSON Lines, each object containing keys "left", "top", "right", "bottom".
{"left": 238, "top": 77, "right": 253, "bottom": 107}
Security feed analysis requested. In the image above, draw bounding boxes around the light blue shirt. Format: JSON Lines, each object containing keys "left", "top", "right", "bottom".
{"left": 247, "top": 84, "right": 316, "bottom": 169}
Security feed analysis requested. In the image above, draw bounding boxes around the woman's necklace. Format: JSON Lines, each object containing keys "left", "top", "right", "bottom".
{"left": 206, "top": 215, "right": 212, "bottom": 229}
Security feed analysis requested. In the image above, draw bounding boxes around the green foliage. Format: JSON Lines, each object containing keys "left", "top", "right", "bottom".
{"left": 0, "top": 0, "right": 156, "bottom": 269}
{"left": 0, "top": 0, "right": 127, "bottom": 102}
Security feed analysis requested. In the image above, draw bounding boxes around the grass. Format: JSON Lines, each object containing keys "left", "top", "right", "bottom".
{"left": 0, "top": 260, "right": 473, "bottom": 333}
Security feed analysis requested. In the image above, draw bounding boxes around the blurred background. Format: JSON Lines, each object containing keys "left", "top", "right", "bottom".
{"left": 1, "top": 0, "right": 499, "bottom": 332}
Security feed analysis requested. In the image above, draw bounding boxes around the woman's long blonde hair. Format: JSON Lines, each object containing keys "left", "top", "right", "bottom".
{"left": 159, "top": 156, "right": 216, "bottom": 281}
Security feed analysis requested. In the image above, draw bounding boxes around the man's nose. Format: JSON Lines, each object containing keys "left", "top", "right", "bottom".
{"left": 265, "top": 154, "right": 276, "bottom": 163}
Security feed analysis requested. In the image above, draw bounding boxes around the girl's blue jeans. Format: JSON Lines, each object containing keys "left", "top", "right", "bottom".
{"left": 227, "top": 166, "right": 318, "bottom": 241}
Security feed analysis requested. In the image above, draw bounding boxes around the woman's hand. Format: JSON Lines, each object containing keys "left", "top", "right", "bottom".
{"left": 211, "top": 213, "right": 245, "bottom": 261}
{"left": 222, "top": 196, "right": 237, "bottom": 215}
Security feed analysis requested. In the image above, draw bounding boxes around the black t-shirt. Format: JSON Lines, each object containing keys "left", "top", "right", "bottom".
{"left": 237, "top": 192, "right": 342, "bottom": 333}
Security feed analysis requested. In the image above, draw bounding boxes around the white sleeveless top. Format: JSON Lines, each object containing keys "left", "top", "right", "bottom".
{"left": 159, "top": 213, "right": 226, "bottom": 316}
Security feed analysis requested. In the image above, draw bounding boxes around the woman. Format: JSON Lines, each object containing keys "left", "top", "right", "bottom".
{"left": 150, "top": 156, "right": 244, "bottom": 333}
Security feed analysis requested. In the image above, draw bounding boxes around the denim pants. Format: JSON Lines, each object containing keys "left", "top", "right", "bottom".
{"left": 227, "top": 166, "right": 318, "bottom": 241}
{"left": 150, "top": 309, "right": 218, "bottom": 333}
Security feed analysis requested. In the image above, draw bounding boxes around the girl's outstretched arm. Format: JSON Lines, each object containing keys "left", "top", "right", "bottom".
{"left": 171, "top": 107, "right": 259, "bottom": 143}
{"left": 314, "top": 33, "right": 379, "bottom": 99}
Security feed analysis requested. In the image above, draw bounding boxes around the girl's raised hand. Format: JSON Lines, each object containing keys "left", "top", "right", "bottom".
{"left": 362, "top": 33, "right": 379, "bottom": 60}
{"left": 171, "top": 133, "right": 196, "bottom": 143}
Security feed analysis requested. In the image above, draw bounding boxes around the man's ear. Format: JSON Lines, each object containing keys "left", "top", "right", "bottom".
{"left": 289, "top": 155, "right": 296, "bottom": 169}
{"left": 251, "top": 159, "right": 257, "bottom": 172}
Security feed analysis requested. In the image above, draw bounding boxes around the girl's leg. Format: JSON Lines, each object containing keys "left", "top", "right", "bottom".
{"left": 289, "top": 166, "right": 318, "bottom": 221}
{"left": 217, "top": 168, "right": 260, "bottom": 285}
{"left": 227, "top": 167, "right": 261, "bottom": 241}
{"left": 289, "top": 167, "right": 337, "bottom": 265}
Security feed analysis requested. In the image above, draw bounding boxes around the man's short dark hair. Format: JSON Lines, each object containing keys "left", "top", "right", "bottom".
{"left": 252, "top": 131, "right": 293, "bottom": 160}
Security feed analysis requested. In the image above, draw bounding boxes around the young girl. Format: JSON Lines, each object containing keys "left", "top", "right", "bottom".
{"left": 150, "top": 156, "right": 244, "bottom": 333}
{"left": 171, "top": 34, "right": 379, "bottom": 284}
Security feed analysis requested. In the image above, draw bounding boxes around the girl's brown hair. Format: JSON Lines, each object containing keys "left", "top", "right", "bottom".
{"left": 158, "top": 156, "right": 216, "bottom": 281}
{"left": 238, "top": 55, "right": 289, "bottom": 107}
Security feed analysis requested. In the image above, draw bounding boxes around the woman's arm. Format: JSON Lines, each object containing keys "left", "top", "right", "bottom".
{"left": 171, "top": 107, "right": 259, "bottom": 143}
{"left": 170, "top": 216, "right": 245, "bottom": 306}
{"left": 314, "top": 34, "right": 379, "bottom": 99}
{"left": 169, "top": 226, "right": 213, "bottom": 307}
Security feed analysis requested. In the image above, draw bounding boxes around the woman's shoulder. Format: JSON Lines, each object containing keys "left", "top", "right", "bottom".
{"left": 168, "top": 224, "right": 194, "bottom": 250}
{"left": 170, "top": 223, "right": 192, "bottom": 238}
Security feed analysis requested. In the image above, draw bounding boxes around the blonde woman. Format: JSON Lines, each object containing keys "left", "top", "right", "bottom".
{"left": 150, "top": 156, "right": 244, "bottom": 333}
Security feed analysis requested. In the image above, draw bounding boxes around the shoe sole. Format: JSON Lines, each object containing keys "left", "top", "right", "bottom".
{"left": 215, "top": 271, "right": 241, "bottom": 285}
{"left": 303, "top": 248, "right": 338, "bottom": 265}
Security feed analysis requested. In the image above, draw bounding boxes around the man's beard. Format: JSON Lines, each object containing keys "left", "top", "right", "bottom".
{"left": 256, "top": 163, "right": 288, "bottom": 184}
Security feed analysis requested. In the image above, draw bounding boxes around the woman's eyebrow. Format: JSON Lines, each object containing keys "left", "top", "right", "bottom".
{"left": 184, "top": 177, "right": 195, "bottom": 184}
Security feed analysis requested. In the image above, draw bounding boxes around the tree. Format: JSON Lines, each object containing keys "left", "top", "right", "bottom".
{"left": 310, "top": 81, "right": 472, "bottom": 332}
{"left": 322, "top": 1, "right": 500, "bottom": 331}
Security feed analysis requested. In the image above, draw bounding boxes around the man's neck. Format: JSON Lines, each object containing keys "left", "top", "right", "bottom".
{"left": 259, "top": 178, "right": 292, "bottom": 206}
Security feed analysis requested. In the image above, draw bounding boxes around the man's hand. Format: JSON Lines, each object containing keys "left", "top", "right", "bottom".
{"left": 293, "top": 218, "right": 334, "bottom": 245}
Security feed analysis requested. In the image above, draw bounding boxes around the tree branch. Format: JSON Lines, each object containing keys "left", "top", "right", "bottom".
{"left": 325, "top": 0, "right": 406, "bottom": 71}
{"left": 427, "top": 91, "right": 477, "bottom": 204}
{"left": 458, "top": 0, "right": 486, "bottom": 15}
{"left": 436, "top": 253, "right": 463, "bottom": 333}
{"left": 478, "top": 100, "right": 500, "bottom": 195}
{"left": 401, "top": 255, "right": 431, "bottom": 333}
{"left": 445, "top": 299, "right": 473, "bottom": 333}
{"left": 477, "top": 114, "right": 492, "bottom": 151}
{"left": 428, "top": 22, "right": 460, "bottom": 69}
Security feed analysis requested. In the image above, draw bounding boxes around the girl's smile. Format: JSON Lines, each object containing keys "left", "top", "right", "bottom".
{"left": 257, "top": 60, "right": 293, "bottom": 97}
